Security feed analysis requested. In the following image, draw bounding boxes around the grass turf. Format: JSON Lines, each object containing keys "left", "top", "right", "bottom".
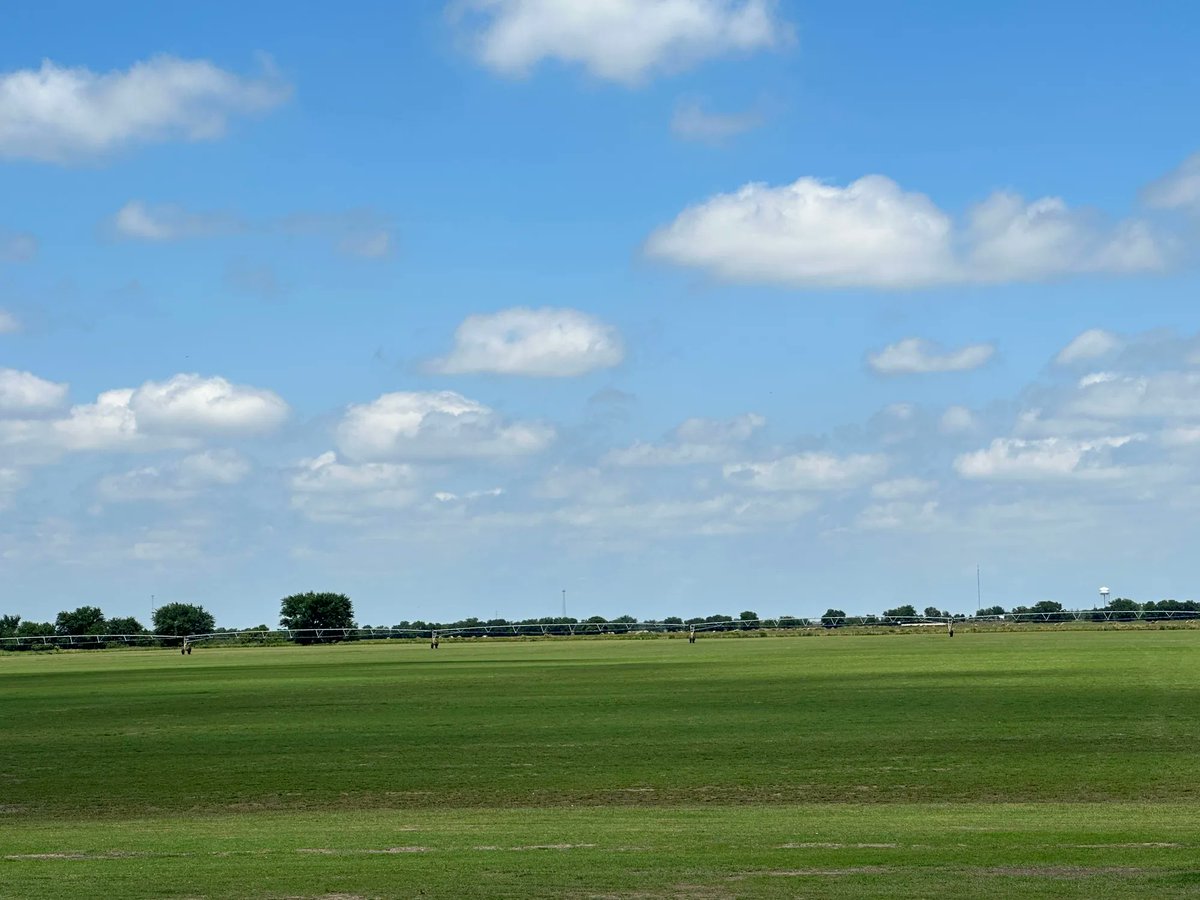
{"left": 2, "top": 631, "right": 1199, "bottom": 897}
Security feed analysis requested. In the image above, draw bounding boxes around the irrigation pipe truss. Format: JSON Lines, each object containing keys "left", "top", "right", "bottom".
{"left": 2, "top": 609, "right": 1198, "bottom": 650}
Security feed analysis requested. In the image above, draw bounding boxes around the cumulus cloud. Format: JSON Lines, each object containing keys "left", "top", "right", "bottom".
{"left": 1055, "top": 328, "right": 1123, "bottom": 366}
{"left": 456, "top": 0, "right": 789, "bottom": 84}
{"left": 1064, "top": 371, "right": 1200, "bottom": 421}
{"left": 0, "top": 374, "right": 287, "bottom": 458}
{"left": 1142, "top": 151, "right": 1200, "bottom": 212}
{"left": 606, "top": 412, "right": 763, "bottom": 466}
{"left": 724, "top": 451, "right": 886, "bottom": 491}
{"left": 954, "top": 435, "right": 1139, "bottom": 480}
{"left": 1, "top": 228, "right": 37, "bottom": 262}
{"left": 868, "top": 337, "right": 994, "bottom": 375}
{"left": 0, "top": 388, "right": 152, "bottom": 454}
{"left": 335, "top": 390, "right": 554, "bottom": 462}
{"left": 646, "top": 175, "right": 957, "bottom": 289}
{"left": 430, "top": 307, "right": 623, "bottom": 377}
{"left": 0, "top": 55, "right": 290, "bottom": 163}
{"left": 0, "top": 368, "right": 68, "bottom": 412}
{"left": 291, "top": 451, "right": 421, "bottom": 521}
{"left": 0, "top": 310, "right": 18, "bottom": 334}
{"left": 130, "top": 374, "right": 289, "bottom": 436}
{"left": 965, "top": 193, "right": 1166, "bottom": 281}
{"left": 97, "top": 450, "right": 250, "bottom": 503}
{"left": 645, "top": 174, "right": 1170, "bottom": 289}
{"left": 671, "top": 99, "right": 762, "bottom": 142}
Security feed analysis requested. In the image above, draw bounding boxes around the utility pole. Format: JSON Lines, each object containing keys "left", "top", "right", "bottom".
{"left": 976, "top": 566, "right": 981, "bottom": 611}
{"left": 562, "top": 588, "right": 566, "bottom": 620}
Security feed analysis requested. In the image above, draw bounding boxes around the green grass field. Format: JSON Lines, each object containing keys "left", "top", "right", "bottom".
{"left": 3, "top": 631, "right": 1199, "bottom": 898}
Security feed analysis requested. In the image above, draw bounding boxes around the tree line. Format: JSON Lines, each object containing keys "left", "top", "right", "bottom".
{"left": 819, "top": 597, "right": 1200, "bottom": 626}
{"left": 4, "top": 592, "right": 1199, "bottom": 650}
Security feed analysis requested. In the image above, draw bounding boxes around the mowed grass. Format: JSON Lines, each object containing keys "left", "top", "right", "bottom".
{"left": 2, "top": 631, "right": 1200, "bottom": 897}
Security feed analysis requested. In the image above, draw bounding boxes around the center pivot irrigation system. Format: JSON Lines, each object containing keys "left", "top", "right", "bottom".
{"left": 3, "top": 607, "right": 1198, "bottom": 651}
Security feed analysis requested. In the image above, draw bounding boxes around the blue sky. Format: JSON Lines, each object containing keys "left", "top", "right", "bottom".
{"left": 3, "top": 1, "right": 1200, "bottom": 627}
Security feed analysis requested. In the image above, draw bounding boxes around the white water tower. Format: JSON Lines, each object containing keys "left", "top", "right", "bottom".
{"left": 1099, "top": 586, "right": 1110, "bottom": 607}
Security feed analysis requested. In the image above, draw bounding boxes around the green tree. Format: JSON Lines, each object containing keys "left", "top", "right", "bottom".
{"left": 17, "top": 620, "right": 54, "bottom": 637}
{"left": 883, "top": 604, "right": 917, "bottom": 619}
{"left": 0, "top": 614, "right": 19, "bottom": 637}
{"left": 279, "top": 592, "right": 354, "bottom": 639}
{"left": 1104, "top": 597, "right": 1140, "bottom": 622}
{"left": 821, "top": 608, "right": 847, "bottom": 627}
{"left": 976, "top": 605, "right": 1006, "bottom": 617}
{"left": 923, "top": 606, "right": 946, "bottom": 619}
{"left": 106, "top": 616, "right": 146, "bottom": 634}
{"left": 153, "top": 603, "right": 216, "bottom": 637}
{"left": 55, "top": 605, "right": 106, "bottom": 635}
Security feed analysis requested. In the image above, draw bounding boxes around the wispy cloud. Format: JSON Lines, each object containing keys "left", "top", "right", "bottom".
{"left": 0, "top": 55, "right": 290, "bottom": 163}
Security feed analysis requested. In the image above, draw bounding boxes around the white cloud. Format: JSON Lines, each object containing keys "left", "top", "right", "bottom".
{"left": 671, "top": 99, "right": 761, "bottom": 142}
{"left": 0, "top": 368, "right": 68, "bottom": 412}
{"left": 0, "top": 310, "right": 19, "bottom": 334}
{"left": 1056, "top": 371, "right": 1200, "bottom": 423}
{"left": 1055, "top": 328, "right": 1122, "bottom": 366}
{"left": 646, "top": 175, "right": 957, "bottom": 289}
{"left": 131, "top": 374, "right": 289, "bottom": 436}
{"left": 336, "top": 390, "right": 554, "bottom": 462}
{"left": 870, "top": 477, "right": 936, "bottom": 500}
{"left": 430, "top": 307, "right": 623, "bottom": 377}
{"left": 0, "top": 55, "right": 290, "bottom": 163}
{"left": 0, "top": 229, "right": 37, "bottom": 262}
{"left": 1142, "top": 151, "right": 1200, "bottom": 212}
{"left": 724, "top": 451, "right": 887, "bottom": 491}
{"left": 177, "top": 449, "right": 252, "bottom": 486}
{"left": 954, "top": 435, "right": 1138, "bottom": 480}
{"left": 606, "top": 413, "right": 764, "bottom": 466}
{"left": 97, "top": 450, "right": 251, "bottom": 503}
{"left": 456, "top": 0, "right": 789, "bottom": 85}
{"left": 965, "top": 193, "right": 1166, "bottom": 281}
{"left": 110, "top": 201, "right": 240, "bottom": 241}
{"left": 0, "top": 374, "right": 286, "bottom": 458}
{"left": 291, "top": 451, "right": 421, "bottom": 521}
{"left": 646, "top": 174, "right": 1169, "bottom": 289}
{"left": 868, "top": 337, "right": 994, "bottom": 375}
{"left": 0, "top": 388, "right": 149, "bottom": 454}
{"left": 434, "top": 487, "right": 504, "bottom": 503}
{"left": 939, "top": 405, "right": 977, "bottom": 435}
